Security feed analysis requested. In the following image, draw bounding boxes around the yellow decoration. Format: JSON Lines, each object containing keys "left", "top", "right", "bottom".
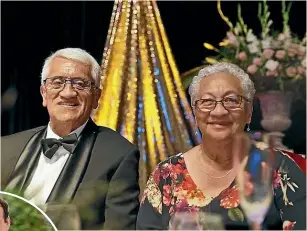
{"left": 203, "top": 43, "right": 219, "bottom": 52}
{"left": 217, "top": 0, "right": 234, "bottom": 31}
{"left": 205, "top": 57, "right": 218, "bottom": 64}
{"left": 93, "top": 0, "right": 200, "bottom": 191}
{"left": 219, "top": 39, "right": 229, "bottom": 47}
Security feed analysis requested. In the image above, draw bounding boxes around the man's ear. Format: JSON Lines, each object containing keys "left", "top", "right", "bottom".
{"left": 93, "top": 89, "right": 102, "bottom": 109}
{"left": 40, "top": 85, "right": 47, "bottom": 107}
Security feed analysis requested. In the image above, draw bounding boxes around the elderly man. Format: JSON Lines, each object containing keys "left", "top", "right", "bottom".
{"left": 1, "top": 48, "right": 140, "bottom": 230}
{"left": 0, "top": 198, "right": 10, "bottom": 231}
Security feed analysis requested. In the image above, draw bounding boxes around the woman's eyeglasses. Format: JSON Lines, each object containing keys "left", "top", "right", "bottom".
{"left": 194, "top": 95, "right": 250, "bottom": 112}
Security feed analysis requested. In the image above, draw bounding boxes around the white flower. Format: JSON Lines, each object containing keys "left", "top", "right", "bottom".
{"left": 267, "top": 20, "right": 273, "bottom": 28}
{"left": 248, "top": 42, "right": 260, "bottom": 54}
{"left": 284, "top": 29, "right": 292, "bottom": 39}
{"left": 272, "top": 40, "right": 282, "bottom": 49}
{"left": 283, "top": 40, "right": 291, "bottom": 49}
{"left": 299, "top": 45, "right": 306, "bottom": 53}
{"left": 278, "top": 33, "right": 286, "bottom": 41}
{"left": 265, "top": 60, "right": 279, "bottom": 71}
{"left": 261, "top": 37, "right": 273, "bottom": 49}
{"left": 246, "top": 29, "right": 258, "bottom": 43}
{"left": 301, "top": 58, "right": 306, "bottom": 67}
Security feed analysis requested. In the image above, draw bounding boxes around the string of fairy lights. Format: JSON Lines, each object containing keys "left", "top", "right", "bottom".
{"left": 93, "top": 0, "right": 201, "bottom": 189}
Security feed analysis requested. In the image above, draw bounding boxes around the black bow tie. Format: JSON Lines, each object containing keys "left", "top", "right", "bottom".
{"left": 41, "top": 133, "right": 78, "bottom": 159}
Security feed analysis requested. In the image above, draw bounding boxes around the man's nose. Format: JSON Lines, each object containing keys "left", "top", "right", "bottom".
{"left": 59, "top": 82, "right": 77, "bottom": 97}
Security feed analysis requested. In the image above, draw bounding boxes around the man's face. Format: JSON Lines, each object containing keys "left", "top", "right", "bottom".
{"left": 0, "top": 207, "right": 10, "bottom": 231}
{"left": 40, "top": 57, "right": 101, "bottom": 130}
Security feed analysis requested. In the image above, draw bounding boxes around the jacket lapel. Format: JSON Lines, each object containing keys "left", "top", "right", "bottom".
{"left": 5, "top": 127, "right": 47, "bottom": 194}
{"left": 47, "top": 119, "right": 99, "bottom": 203}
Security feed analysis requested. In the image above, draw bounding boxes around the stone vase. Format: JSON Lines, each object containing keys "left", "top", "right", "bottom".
{"left": 257, "top": 90, "right": 293, "bottom": 150}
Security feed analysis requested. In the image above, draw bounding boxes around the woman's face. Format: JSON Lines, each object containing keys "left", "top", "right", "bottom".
{"left": 194, "top": 72, "right": 252, "bottom": 141}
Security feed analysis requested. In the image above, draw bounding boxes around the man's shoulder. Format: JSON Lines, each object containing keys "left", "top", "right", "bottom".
{"left": 2, "top": 126, "right": 46, "bottom": 141}
{"left": 95, "top": 125, "right": 136, "bottom": 148}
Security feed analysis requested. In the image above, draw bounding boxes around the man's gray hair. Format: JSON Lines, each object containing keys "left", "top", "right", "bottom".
{"left": 188, "top": 62, "right": 255, "bottom": 108}
{"left": 41, "top": 48, "right": 102, "bottom": 88}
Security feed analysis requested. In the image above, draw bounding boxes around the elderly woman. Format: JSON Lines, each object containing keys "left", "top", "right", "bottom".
{"left": 136, "top": 63, "right": 306, "bottom": 230}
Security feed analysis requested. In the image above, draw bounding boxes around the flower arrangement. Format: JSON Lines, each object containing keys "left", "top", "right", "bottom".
{"left": 204, "top": 0, "right": 306, "bottom": 94}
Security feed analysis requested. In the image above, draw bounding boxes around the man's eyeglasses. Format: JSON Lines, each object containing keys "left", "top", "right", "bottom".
{"left": 43, "top": 77, "right": 97, "bottom": 91}
{"left": 193, "top": 95, "right": 250, "bottom": 112}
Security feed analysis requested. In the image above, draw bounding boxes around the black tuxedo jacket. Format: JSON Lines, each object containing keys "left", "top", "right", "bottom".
{"left": 1, "top": 119, "right": 140, "bottom": 230}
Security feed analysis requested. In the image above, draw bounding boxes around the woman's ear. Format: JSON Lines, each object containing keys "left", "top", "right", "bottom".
{"left": 246, "top": 104, "right": 253, "bottom": 124}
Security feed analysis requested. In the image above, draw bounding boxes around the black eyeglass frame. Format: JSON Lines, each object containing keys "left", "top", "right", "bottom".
{"left": 193, "top": 95, "right": 251, "bottom": 111}
{"left": 43, "top": 76, "right": 98, "bottom": 91}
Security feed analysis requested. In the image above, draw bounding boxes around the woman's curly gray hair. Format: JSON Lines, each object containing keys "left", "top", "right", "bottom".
{"left": 188, "top": 62, "right": 255, "bottom": 108}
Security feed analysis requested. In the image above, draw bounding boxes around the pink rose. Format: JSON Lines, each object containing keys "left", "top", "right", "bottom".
{"left": 287, "top": 48, "right": 297, "bottom": 57}
{"left": 227, "top": 32, "right": 238, "bottom": 46}
{"left": 275, "top": 50, "right": 286, "bottom": 60}
{"left": 236, "top": 51, "right": 247, "bottom": 61}
{"left": 297, "top": 46, "right": 305, "bottom": 58}
{"left": 247, "top": 64, "right": 258, "bottom": 74}
{"left": 297, "top": 66, "right": 305, "bottom": 75}
{"left": 266, "top": 70, "right": 278, "bottom": 77}
{"left": 263, "top": 49, "right": 275, "bottom": 59}
{"left": 298, "top": 50, "right": 305, "bottom": 56}
{"left": 253, "top": 57, "right": 263, "bottom": 66}
{"left": 286, "top": 67, "right": 297, "bottom": 77}
{"left": 290, "top": 43, "right": 300, "bottom": 50}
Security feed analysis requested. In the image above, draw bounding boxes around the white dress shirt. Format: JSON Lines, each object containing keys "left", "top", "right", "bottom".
{"left": 24, "top": 121, "right": 88, "bottom": 206}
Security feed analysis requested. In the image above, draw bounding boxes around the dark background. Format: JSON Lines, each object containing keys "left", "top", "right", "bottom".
{"left": 1, "top": 1, "right": 306, "bottom": 153}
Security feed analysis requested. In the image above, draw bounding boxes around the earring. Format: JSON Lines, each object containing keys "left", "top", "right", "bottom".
{"left": 195, "top": 130, "right": 198, "bottom": 136}
{"left": 247, "top": 124, "right": 250, "bottom": 132}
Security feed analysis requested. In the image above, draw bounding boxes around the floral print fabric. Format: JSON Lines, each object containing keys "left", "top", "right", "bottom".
{"left": 137, "top": 150, "right": 306, "bottom": 230}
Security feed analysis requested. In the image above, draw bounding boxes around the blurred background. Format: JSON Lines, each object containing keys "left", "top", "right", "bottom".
{"left": 1, "top": 1, "right": 306, "bottom": 156}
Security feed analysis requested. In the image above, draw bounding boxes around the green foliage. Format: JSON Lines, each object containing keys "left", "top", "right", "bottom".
{"left": 2, "top": 194, "right": 55, "bottom": 231}
{"left": 228, "top": 207, "right": 244, "bottom": 222}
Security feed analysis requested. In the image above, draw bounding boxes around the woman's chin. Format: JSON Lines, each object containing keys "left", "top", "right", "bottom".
{"left": 206, "top": 130, "right": 233, "bottom": 141}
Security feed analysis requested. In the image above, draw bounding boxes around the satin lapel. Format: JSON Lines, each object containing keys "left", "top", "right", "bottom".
{"left": 5, "top": 128, "right": 47, "bottom": 193}
{"left": 47, "top": 119, "right": 99, "bottom": 203}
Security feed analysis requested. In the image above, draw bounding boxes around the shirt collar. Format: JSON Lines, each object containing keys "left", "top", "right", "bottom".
{"left": 46, "top": 119, "right": 88, "bottom": 139}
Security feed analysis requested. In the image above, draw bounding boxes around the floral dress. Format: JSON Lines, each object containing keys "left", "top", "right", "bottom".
{"left": 136, "top": 149, "right": 306, "bottom": 230}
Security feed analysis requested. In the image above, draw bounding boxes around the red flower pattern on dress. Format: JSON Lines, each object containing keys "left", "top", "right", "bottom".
{"left": 219, "top": 185, "right": 240, "bottom": 209}
{"left": 173, "top": 199, "right": 200, "bottom": 214}
{"left": 182, "top": 174, "right": 197, "bottom": 191}
{"left": 169, "top": 164, "right": 185, "bottom": 180}
{"left": 283, "top": 220, "right": 296, "bottom": 230}
{"left": 163, "top": 185, "right": 172, "bottom": 206}
{"left": 142, "top": 152, "right": 302, "bottom": 228}
{"left": 273, "top": 170, "right": 281, "bottom": 189}
{"left": 160, "top": 164, "right": 171, "bottom": 179}
{"left": 153, "top": 167, "right": 161, "bottom": 184}
{"left": 178, "top": 158, "right": 185, "bottom": 164}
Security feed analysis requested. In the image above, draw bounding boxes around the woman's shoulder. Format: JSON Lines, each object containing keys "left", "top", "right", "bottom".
{"left": 151, "top": 153, "right": 186, "bottom": 175}
{"left": 275, "top": 149, "right": 306, "bottom": 174}
{"left": 157, "top": 152, "right": 185, "bottom": 167}
{"left": 253, "top": 142, "right": 305, "bottom": 173}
